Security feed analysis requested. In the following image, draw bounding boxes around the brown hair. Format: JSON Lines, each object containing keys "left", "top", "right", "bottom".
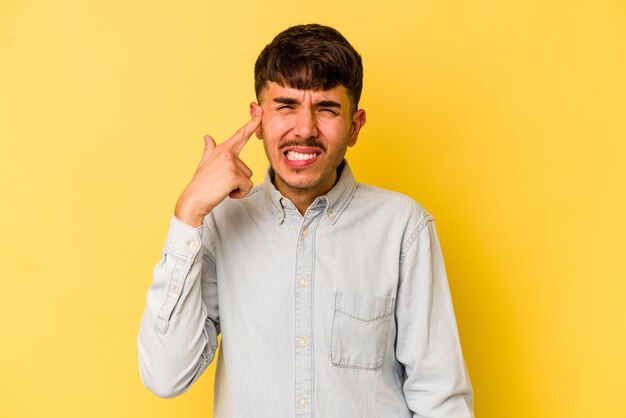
{"left": 254, "top": 24, "right": 363, "bottom": 112}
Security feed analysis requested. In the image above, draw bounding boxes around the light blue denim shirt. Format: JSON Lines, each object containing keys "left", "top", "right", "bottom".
{"left": 138, "top": 161, "right": 473, "bottom": 417}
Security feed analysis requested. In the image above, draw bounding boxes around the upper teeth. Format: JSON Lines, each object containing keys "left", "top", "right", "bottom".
{"left": 286, "top": 151, "right": 317, "bottom": 161}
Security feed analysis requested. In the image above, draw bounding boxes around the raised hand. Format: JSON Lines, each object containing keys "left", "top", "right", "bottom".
{"left": 174, "top": 105, "right": 263, "bottom": 227}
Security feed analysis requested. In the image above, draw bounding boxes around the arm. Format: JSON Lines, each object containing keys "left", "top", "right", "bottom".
{"left": 137, "top": 216, "right": 219, "bottom": 398}
{"left": 137, "top": 106, "right": 263, "bottom": 397}
{"left": 396, "top": 217, "right": 474, "bottom": 417}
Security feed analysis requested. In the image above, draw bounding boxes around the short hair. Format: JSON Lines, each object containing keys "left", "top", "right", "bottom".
{"left": 254, "top": 24, "right": 363, "bottom": 112}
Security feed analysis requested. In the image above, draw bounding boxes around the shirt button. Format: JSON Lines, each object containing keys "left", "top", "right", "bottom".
{"left": 299, "top": 337, "right": 307, "bottom": 347}
{"left": 328, "top": 210, "right": 335, "bottom": 221}
{"left": 188, "top": 241, "right": 199, "bottom": 250}
{"left": 301, "top": 227, "right": 309, "bottom": 238}
{"left": 299, "top": 398, "right": 308, "bottom": 407}
{"left": 299, "top": 277, "right": 308, "bottom": 287}
{"left": 173, "top": 287, "right": 181, "bottom": 294}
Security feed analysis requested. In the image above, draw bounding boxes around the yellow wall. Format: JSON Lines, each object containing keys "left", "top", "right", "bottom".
{"left": 1, "top": 1, "right": 625, "bottom": 417}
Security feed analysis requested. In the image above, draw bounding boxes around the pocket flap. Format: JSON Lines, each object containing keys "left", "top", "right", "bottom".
{"left": 334, "top": 292, "right": 395, "bottom": 322}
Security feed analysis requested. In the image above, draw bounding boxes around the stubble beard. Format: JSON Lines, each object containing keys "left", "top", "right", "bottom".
{"left": 261, "top": 125, "right": 351, "bottom": 194}
{"left": 268, "top": 145, "right": 348, "bottom": 194}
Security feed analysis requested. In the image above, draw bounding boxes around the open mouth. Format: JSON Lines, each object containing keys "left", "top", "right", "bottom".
{"left": 282, "top": 146, "right": 321, "bottom": 167}
{"left": 285, "top": 150, "right": 319, "bottom": 161}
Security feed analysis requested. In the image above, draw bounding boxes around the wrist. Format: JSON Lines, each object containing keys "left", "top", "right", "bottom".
{"left": 174, "top": 197, "right": 209, "bottom": 228}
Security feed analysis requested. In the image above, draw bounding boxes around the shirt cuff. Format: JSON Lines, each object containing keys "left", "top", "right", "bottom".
{"left": 164, "top": 215, "right": 204, "bottom": 261}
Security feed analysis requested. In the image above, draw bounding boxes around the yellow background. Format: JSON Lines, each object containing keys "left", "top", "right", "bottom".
{"left": 1, "top": 1, "right": 625, "bottom": 417}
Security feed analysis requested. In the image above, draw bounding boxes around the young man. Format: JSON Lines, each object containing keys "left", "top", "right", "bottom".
{"left": 138, "top": 24, "right": 474, "bottom": 417}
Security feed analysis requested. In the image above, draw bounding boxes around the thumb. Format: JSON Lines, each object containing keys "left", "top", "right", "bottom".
{"left": 203, "top": 134, "right": 216, "bottom": 151}
{"left": 198, "top": 135, "right": 217, "bottom": 165}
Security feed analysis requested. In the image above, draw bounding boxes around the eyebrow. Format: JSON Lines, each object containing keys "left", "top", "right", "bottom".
{"left": 273, "top": 97, "right": 300, "bottom": 105}
{"left": 316, "top": 100, "right": 342, "bottom": 108}
{"left": 273, "top": 97, "right": 342, "bottom": 108}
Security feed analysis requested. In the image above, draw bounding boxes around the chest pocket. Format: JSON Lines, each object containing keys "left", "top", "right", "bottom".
{"left": 331, "top": 291, "right": 395, "bottom": 370}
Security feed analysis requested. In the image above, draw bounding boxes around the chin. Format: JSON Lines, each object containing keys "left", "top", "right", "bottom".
{"left": 279, "top": 174, "right": 318, "bottom": 189}
{"left": 281, "top": 170, "right": 335, "bottom": 191}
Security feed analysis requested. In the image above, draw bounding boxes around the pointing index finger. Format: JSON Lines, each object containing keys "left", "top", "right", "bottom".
{"left": 227, "top": 106, "right": 263, "bottom": 155}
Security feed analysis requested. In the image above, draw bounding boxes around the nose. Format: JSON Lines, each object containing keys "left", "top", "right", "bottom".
{"left": 293, "top": 108, "right": 318, "bottom": 139}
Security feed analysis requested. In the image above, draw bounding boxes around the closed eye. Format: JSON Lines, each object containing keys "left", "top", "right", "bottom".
{"left": 319, "top": 108, "right": 339, "bottom": 116}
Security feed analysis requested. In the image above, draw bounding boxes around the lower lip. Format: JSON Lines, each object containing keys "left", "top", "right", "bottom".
{"left": 283, "top": 153, "right": 319, "bottom": 168}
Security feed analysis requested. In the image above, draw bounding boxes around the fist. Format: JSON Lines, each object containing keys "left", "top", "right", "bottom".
{"left": 174, "top": 105, "right": 263, "bottom": 227}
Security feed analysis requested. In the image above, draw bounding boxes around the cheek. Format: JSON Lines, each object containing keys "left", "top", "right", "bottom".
{"left": 263, "top": 114, "right": 295, "bottom": 137}
{"left": 318, "top": 119, "right": 350, "bottom": 142}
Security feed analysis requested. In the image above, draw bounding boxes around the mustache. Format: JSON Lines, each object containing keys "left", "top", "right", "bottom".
{"left": 278, "top": 139, "right": 326, "bottom": 152}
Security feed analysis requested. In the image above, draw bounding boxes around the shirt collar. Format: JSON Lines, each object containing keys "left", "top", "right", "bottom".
{"left": 263, "top": 160, "right": 357, "bottom": 225}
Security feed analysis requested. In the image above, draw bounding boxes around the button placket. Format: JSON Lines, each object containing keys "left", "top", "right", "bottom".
{"left": 293, "top": 210, "right": 322, "bottom": 417}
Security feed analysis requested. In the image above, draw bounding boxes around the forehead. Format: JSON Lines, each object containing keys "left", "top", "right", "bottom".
{"left": 261, "top": 82, "right": 351, "bottom": 106}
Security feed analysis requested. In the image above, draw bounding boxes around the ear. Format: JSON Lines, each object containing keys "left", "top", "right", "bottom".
{"left": 348, "top": 109, "right": 366, "bottom": 147}
{"left": 249, "top": 102, "right": 264, "bottom": 139}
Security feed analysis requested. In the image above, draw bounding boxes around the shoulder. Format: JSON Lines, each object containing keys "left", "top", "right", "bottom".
{"left": 352, "top": 183, "right": 435, "bottom": 249}
{"left": 354, "top": 183, "right": 433, "bottom": 221}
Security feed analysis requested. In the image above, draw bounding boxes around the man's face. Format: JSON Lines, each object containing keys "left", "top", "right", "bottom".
{"left": 252, "top": 81, "right": 366, "bottom": 199}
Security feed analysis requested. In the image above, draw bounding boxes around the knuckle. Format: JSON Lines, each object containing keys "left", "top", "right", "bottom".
{"left": 217, "top": 150, "right": 229, "bottom": 161}
{"left": 224, "top": 159, "right": 238, "bottom": 171}
{"left": 226, "top": 171, "right": 238, "bottom": 183}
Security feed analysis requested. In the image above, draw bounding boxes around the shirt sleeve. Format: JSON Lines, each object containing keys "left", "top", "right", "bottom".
{"left": 395, "top": 217, "right": 474, "bottom": 417}
{"left": 137, "top": 215, "right": 220, "bottom": 398}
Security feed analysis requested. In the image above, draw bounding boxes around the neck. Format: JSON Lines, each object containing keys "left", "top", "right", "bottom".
{"left": 274, "top": 172, "right": 338, "bottom": 216}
